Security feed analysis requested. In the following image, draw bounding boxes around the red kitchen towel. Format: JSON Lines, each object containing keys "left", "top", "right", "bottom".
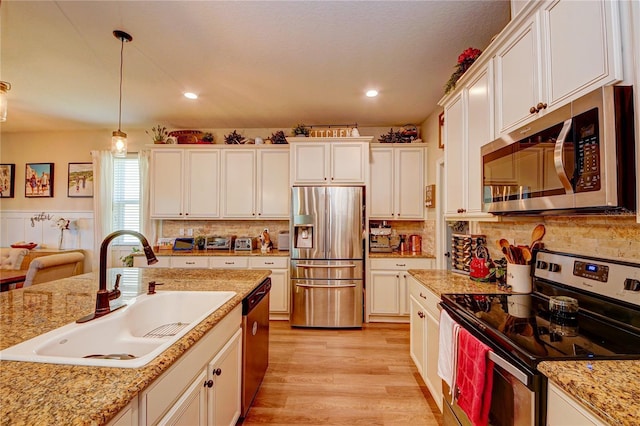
{"left": 454, "top": 328, "right": 494, "bottom": 426}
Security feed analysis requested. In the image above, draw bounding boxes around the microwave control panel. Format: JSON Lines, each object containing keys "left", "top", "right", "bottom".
{"left": 574, "top": 108, "right": 601, "bottom": 193}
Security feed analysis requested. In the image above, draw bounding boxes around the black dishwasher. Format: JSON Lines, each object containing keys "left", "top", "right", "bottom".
{"left": 241, "top": 278, "right": 271, "bottom": 418}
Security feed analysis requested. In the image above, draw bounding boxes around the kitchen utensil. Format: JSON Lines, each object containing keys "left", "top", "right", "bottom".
{"left": 529, "top": 224, "right": 546, "bottom": 250}
{"left": 521, "top": 246, "right": 532, "bottom": 264}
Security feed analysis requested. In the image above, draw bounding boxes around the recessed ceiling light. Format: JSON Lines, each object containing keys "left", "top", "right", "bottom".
{"left": 366, "top": 89, "right": 378, "bottom": 98}
{"left": 184, "top": 92, "right": 198, "bottom": 100}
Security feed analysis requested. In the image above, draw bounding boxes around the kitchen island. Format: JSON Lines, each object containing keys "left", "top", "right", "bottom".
{"left": 0, "top": 267, "right": 270, "bottom": 425}
{"left": 409, "top": 269, "right": 640, "bottom": 426}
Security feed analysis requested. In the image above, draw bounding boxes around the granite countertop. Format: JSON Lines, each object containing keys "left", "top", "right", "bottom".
{"left": 0, "top": 267, "right": 270, "bottom": 425}
{"left": 408, "top": 269, "right": 504, "bottom": 296}
{"left": 408, "top": 269, "right": 638, "bottom": 426}
{"left": 538, "top": 360, "right": 640, "bottom": 426}
{"left": 141, "top": 248, "right": 290, "bottom": 257}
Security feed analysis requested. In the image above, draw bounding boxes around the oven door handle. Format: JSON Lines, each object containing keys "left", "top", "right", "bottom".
{"left": 295, "top": 283, "right": 357, "bottom": 289}
{"left": 488, "top": 351, "right": 529, "bottom": 386}
{"left": 553, "top": 118, "right": 574, "bottom": 194}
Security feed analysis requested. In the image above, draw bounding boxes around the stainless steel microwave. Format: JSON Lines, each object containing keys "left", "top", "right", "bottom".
{"left": 481, "top": 86, "right": 636, "bottom": 215}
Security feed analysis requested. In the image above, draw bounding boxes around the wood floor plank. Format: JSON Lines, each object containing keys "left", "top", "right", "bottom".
{"left": 239, "top": 321, "right": 443, "bottom": 425}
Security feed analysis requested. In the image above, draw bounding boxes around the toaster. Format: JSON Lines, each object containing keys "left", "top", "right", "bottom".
{"left": 278, "top": 231, "right": 290, "bottom": 251}
{"left": 234, "top": 237, "right": 256, "bottom": 251}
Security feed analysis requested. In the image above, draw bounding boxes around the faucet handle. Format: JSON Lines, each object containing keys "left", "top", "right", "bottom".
{"left": 148, "top": 281, "right": 164, "bottom": 295}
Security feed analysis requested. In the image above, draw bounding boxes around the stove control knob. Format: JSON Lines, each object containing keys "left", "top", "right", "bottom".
{"left": 536, "top": 260, "right": 549, "bottom": 270}
{"left": 548, "top": 263, "right": 561, "bottom": 272}
{"left": 624, "top": 279, "right": 640, "bottom": 291}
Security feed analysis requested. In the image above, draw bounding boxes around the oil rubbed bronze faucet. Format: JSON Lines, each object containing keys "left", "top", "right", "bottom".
{"left": 77, "top": 230, "right": 158, "bottom": 323}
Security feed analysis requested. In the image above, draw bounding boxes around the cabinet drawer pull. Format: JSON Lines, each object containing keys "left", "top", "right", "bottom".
{"left": 396, "top": 263, "right": 406, "bottom": 267}
{"left": 264, "top": 262, "right": 274, "bottom": 265}
{"left": 185, "top": 261, "right": 195, "bottom": 265}
{"left": 224, "top": 261, "right": 235, "bottom": 265}
{"left": 419, "top": 292, "right": 427, "bottom": 300}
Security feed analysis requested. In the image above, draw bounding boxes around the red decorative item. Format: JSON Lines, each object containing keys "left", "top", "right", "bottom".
{"left": 470, "top": 246, "right": 493, "bottom": 282}
{"left": 444, "top": 47, "right": 483, "bottom": 94}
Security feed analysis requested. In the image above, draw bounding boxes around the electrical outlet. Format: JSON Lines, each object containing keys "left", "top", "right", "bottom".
{"left": 187, "top": 228, "right": 193, "bottom": 236}
{"left": 179, "top": 228, "right": 185, "bottom": 236}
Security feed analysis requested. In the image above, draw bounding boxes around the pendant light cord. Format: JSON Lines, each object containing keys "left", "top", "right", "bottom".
{"left": 117, "top": 37, "right": 124, "bottom": 132}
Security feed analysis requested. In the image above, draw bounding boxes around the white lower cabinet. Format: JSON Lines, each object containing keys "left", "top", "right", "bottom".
{"left": 249, "top": 257, "right": 289, "bottom": 320}
{"left": 108, "top": 396, "right": 138, "bottom": 426}
{"left": 408, "top": 276, "right": 442, "bottom": 412}
{"left": 138, "top": 306, "right": 242, "bottom": 426}
{"left": 546, "top": 382, "right": 606, "bottom": 426}
{"left": 367, "top": 258, "right": 435, "bottom": 323}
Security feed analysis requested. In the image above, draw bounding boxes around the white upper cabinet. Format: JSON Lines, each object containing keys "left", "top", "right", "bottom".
{"left": 221, "top": 146, "right": 290, "bottom": 219}
{"left": 495, "top": 0, "right": 622, "bottom": 135}
{"left": 221, "top": 149, "right": 257, "bottom": 218}
{"left": 443, "top": 92, "right": 465, "bottom": 218}
{"left": 370, "top": 145, "right": 426, "bottom": 220}
{"left": 494, "top": 13, "right": 542, "bottom": 134}
{"left": 542, "top": 0, "right": 622, "bottom": 106}
{"left": 289, "top": 137, "right": 371, "bottom": 185}
{"left": 443, "top": 64, "right": 497, "bottom": 220}
{"left": 150, "top": 148, "right": 220, "bottom": 219}
{"left": 256, "top": 148, "right": 290, "bottom": 218}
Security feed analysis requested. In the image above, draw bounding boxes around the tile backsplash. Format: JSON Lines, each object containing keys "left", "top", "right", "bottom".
{"left": 162, "top": 220, "right": 290, "bottom": 248}
{"left": 478, "top": 215, "right": 640, "bottom": 262}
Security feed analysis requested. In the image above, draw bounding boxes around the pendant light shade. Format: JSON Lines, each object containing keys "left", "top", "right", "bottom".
{"left": 0, "top": 81, "right": 11, "bottom": 122}
{"left": 111, "top": 30, "right": 132, "bottom": 158}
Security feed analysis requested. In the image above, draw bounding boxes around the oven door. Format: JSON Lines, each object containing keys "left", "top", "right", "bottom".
{"left": 441, "top": 303, "right": 545, "bottom": 426}
{"left": 442, "top": 351, "right": 537, "bottom": 426}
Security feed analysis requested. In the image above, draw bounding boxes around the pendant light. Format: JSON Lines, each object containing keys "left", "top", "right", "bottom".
{"left": 0, "top": 81, "right": 11, "bottom": 122}
{"left": 111, "top": 30, "right": 133, "bottom": 158}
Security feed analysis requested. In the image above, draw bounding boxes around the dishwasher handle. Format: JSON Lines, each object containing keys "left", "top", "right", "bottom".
{"left": 243, "top": 278, "right": 271, "bottom": 314}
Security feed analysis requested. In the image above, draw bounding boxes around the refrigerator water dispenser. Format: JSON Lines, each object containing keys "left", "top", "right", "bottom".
{"left": 294, "top": 225, "right": 313, "bottom": 249}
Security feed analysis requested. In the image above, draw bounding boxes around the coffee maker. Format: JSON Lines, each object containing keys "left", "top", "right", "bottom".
{"left": 370, "top": 226, "right": 392, "bottom": 252}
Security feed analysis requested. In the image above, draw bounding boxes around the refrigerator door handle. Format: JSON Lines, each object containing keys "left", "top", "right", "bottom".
{"left": 295, "top": 283, "right": 357, "bottom": 289}
{"left": 296, "top": 264, "right": 357, "bottom": 269}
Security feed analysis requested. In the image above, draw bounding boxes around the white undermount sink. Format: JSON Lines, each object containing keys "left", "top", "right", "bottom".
{"left": 0, "top": 291, "right": 236, "bottom": 368}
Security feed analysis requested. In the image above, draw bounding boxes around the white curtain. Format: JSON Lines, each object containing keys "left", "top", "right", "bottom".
{"left": 139, "top": 149, "right": 158, "bottom": 247}
{"left": 91, "top": 150, "right": 114, "bottom": 271}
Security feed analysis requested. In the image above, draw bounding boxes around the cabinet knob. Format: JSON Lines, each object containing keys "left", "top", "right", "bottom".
{"left": 418, "top": 311, "right": 424, "bottom": 318}
{"left": 457, "top": 208, "right": 466, "bottom": 213}
{"left": 185, "top": 213, "right": 189, "bottom": 216}
{"left": 536, "top": 102, "right": 547, "bottom": 111}
{"left": 213, "top": 368, "right": 222, "bottom": 376}
{"left": 530, "top": 106, "right": 538, "bottom": 114}
{"left": 204, "top": 380, "right": 214, "bottom": 388}
{"left": 179, "top": 213, "right": 183, "bottom": 216}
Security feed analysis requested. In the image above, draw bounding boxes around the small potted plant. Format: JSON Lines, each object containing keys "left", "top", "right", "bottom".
{"left": 291, "top": 123, "right": 310, "bottom": 137}
{"left": 146, "top": 125, "right": 169, "bottom": 144}
{"left": 120, "top": 247, "right": 141, "bottom": 267}
{"left": 224, "top": 130, "right": 244, "bottom": 144}
{"left": 202, "top": 132, "right": 214, "bottom": 143}
{"left": 270, "top": 130, "right": 288, "bottom": 144}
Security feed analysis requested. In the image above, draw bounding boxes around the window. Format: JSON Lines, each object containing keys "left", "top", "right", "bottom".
{"left": 112, "top": 155, "right": 140, "bottom": 245}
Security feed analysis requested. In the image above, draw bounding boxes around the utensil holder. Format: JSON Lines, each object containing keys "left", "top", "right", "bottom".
{"left": 506, "top": 263, "right": 532, "bottom": 293}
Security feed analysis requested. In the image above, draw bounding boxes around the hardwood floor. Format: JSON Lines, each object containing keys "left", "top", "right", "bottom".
{"left": 240, "top": 321, "right": 443, "bottom": 426}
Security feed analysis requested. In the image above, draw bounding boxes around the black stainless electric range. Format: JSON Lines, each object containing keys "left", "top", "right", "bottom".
{"left": 440, "top": 250, "right": 640, "bottom": 426}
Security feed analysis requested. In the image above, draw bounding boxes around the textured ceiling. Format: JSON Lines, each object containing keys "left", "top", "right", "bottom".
{"left": 0, "top": 1, "right": 510, "bottom": 133}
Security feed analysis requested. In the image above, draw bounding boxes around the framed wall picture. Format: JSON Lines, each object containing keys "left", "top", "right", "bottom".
{"left": 438, "top": 112, "right": 445, "bottom": 149}
{"left": 25, "top": 163, "right": 54, "bottom": 198}
{"left": 0, "top": 164, "right": 15, "bottom": 198}
{"left": 68, "top": 162, "right": 93, "bottom": 198}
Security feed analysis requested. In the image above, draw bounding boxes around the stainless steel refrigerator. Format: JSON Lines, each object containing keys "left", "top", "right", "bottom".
{"left": 290, "top": 186, "right": 364, "bottom": 328}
